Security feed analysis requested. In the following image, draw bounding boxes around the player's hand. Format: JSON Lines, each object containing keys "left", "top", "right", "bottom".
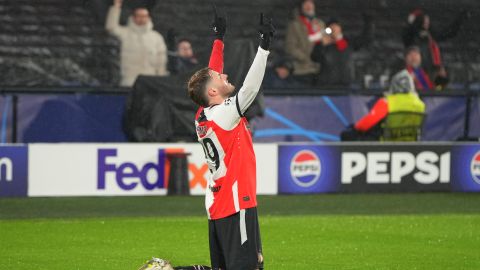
{"left": 258, "top": 13, "right": 275, "bottom": 50}
{"left": 211, "top": 5, "right": 226, "bottom": 40}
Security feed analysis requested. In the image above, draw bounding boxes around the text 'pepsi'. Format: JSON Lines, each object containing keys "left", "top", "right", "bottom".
{"left": 342, "top": 151, "right": 451, "bottom": 184}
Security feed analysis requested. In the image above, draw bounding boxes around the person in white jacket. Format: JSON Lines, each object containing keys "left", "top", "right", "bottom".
{"left": 106, "top": 0, "right": 168, "bottom": 87}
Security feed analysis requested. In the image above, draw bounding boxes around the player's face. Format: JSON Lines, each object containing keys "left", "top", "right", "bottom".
{"left": 209, "top": 70, "right": 235, "bottom": 98}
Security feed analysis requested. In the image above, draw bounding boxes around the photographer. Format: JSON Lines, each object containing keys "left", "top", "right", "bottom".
{"left": 311, "top": 15, "right": 373, "bottom": 87}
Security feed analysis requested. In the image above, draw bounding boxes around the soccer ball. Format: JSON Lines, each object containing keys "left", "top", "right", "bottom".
{"left": 137, "top": 258, "right": 175, "bottom": 270}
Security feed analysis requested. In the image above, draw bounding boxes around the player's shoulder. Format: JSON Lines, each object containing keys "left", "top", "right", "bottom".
{"left": 207, "top": 96, "right": 238, "bottom": 114}
{"left": 203, "top": 97, "right": 242, "bottom": 129}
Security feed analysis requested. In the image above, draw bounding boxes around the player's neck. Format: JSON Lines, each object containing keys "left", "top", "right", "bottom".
{"left": 208, "top": 97, "right": 225, "bottom": 107}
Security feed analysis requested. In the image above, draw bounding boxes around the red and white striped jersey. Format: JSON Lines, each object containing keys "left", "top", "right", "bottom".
{"left": 195, "top": 40, "right": 269, "bottom": 219}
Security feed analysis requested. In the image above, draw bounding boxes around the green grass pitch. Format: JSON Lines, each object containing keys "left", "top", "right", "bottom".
{"left": 1, "top": 194, "right": 480, "bottom": 269}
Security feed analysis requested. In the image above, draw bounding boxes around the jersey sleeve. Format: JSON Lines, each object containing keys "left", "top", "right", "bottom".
{"left": 208, "top": 39, "right": 224, "bottom": 73}
{"left": 354, "top": 98, "right": 389, "bottom": 132}
{"left": 208, "top": 47, "right": 269, "bottom": 130}
{"left": 236, "top": 47, "right": 269, "bottom": 114}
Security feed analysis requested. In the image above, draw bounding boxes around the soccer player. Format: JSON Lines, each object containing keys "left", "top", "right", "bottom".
{"left": 187, "top": 8, "right": 275, "bottom": 270}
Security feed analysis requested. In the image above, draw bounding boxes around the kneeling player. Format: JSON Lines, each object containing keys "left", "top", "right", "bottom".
{"left": 187, "top": 7, "right": 274, "bottom": 270}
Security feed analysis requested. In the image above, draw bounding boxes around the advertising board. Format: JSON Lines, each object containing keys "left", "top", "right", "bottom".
{"left": 28, "top": 143, "right": 278, "bottom": 196}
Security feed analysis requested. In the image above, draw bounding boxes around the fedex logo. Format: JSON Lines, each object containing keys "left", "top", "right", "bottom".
{"left": 97, "top": 149, "right": 166, "bottom": 191}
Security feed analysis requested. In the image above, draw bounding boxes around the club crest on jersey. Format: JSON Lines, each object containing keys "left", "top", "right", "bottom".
{"left": 290, "top": 150, "right": 321, "bottom": 187}
{"left": 196, "top": 126, "right": 208, "bottom": 137}
{"left": 471, "top": 151, "right": 480, "bottom": 184}
{"left": 224, "top": 98, "right": 232, "bottom": 106}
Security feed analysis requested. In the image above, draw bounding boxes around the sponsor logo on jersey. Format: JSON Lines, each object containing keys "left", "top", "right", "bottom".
{"left": 209, "top": 185, "right": 221, "bottom": 192}
{"left": 471, "top": 151, "right": 480, "bottom": 184}
{"left": 196, "top": 125, "right": 208, "bottom": 137}
{"left": 290, "top": 150, "right": 321, "bottom": 187}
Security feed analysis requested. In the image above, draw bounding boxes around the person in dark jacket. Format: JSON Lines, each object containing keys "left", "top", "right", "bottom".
{"left": 402, "top": 8, "right": 469, "bottom": 88}
{"left": 311, "top": 15, "right": 373, "bottom": 87}
{"left": 263, "top": 58, "right": 303, "bottom": 88}
{"left": 168, "top": 38, "right": 199, "bottom": 75}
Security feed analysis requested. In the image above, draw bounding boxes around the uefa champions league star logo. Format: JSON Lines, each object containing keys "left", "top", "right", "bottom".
{"left": 470, "top": 151, "right": 480, "bottom": 185}
{"left": 290, "top": 150, "right": 321, "bottom": 188}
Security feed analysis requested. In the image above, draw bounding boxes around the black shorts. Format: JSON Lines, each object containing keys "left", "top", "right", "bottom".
{"left": 208, "top": 207, "right": 263, "bottom": 270}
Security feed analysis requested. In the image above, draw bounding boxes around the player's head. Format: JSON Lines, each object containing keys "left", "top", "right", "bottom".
{"left": 188, "top": 67, "right": 235, "bottom": 107}
{"left": 133, "top": 7, "right": 150, "bottom": 26}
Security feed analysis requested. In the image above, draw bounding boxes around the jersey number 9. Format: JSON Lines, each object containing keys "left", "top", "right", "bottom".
{"left": 201, "top": 138, "right": 220, "bottom": 173}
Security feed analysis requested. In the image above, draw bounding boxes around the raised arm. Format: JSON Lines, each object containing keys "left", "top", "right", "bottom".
{"left": 236, "top": 48, "right": 269, "bottom": 114}
{"left": 105, "top": 0, "right": 125, "bottom": 37}
{"left": 208, "top": 5, "right": 226, "bottom": 73}
{"left": 236, "top": 14, "right": 275, "bottom": 114}
{"left": 209, "top": 40, "right": 224, "bottom": 73}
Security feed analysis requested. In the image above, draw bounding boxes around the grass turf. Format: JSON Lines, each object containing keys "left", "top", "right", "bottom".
{"left": 1, "top": 194, "right": 480, "bottom": 269}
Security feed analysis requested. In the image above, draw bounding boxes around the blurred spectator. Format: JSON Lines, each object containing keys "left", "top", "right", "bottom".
{"left": 341, "top": 70, "right": 425, "bottom": 141}
{"left": 106, "top": 0, "right": 168, "bottom": 86}
{"left": 402, "top": 8, "right": 469, "bottom": 88}
{"left": 87, "top": 0, "right": 159, "bottom": 25}
{"left": 311, "top": 15, "right": 373, "bottom": 87}
{"left": 404, "top": 46, "right": 449, "bottom": 91}
{"left": 263, "top": 58, "right": 303, "bottom": 88}
{"left": 285, "top": 0, "right": 324, "bottom": 85}
{"left": 167, "top": 38, "right": 199, "bottom": 75}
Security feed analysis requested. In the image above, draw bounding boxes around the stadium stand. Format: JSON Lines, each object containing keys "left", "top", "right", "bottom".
{"left": 0, "top": 0, "right": 119, "bottom": 86}
{"left": 0, "top": 0, "right": 479, "bottom": 88}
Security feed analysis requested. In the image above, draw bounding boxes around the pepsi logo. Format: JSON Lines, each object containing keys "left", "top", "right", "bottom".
{"left": 290, "top": 150, "right": 321, "bottom": 187}
{"left": 470, "top": 151, "right": 480, "bottom": 184}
